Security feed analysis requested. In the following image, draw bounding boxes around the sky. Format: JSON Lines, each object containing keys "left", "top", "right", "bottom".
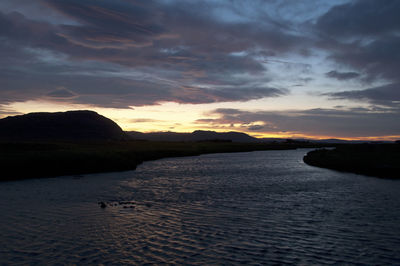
{"left": 1, "top": 0, "right": 399, "bottom": 140}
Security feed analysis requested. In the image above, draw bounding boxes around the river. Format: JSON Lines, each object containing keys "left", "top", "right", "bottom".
{"left": 1, "top": 149, "right": 399, "bottom": 264}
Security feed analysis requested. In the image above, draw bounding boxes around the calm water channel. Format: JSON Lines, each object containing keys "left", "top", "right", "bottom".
{"left": 1, "top": 149, "right": 399, "bottom": 264}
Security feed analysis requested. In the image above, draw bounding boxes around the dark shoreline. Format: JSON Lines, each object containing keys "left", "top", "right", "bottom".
{"left": 303, "top": 144, "right": 400, "bottom": 179}
{"left": 0, "top": 140, "right": 325, "bottom": 181}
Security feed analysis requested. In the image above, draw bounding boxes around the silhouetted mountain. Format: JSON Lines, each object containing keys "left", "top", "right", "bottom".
{"left": 128, "top": 130, "right": 393, "bottom": 144}
{"left": 309, "top": 139, "right": 393, "bottom": 144}
{"left": 128, "top": 130, "right": 259, "bottom": 142}
{"left": 0, "top": 110, "right": 126, "bottom": 141}
{"left": 192, "top": 130, "right": 258, "bottom": 142}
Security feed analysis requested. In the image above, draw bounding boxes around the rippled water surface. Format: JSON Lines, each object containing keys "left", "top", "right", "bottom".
{"left": 1, "top": 149, "right": 400, "bottom": 265}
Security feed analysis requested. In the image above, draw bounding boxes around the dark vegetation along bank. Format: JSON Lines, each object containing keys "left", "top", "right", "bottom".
{"left": 4, "top": 110, "right": 398, "bottom": 181}
{"left": 303, "top": 144, "right": 400, "bottom": 179}
{"left": 0, "top": 110, "right": 325, "bottom": 181}
{"left": 1, "top": 140, "right": 323, "bottom": 181}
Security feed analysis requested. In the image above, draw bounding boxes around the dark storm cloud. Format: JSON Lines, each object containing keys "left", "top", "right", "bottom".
{"left": 321, "top": 35, "right": 400, "bottom": 85}
{"left": 201, "top": 107, "right": 400, "bottom": 138}
{"left": 325, "top": 70, "right": 360, "bottom": 81}
{"left": 172, "top": 86, "right": 286, "bottom": 105}
{"left": 326, "top": 83, "right": 400, "bottom": 107}
{"left": 316, "top": 1, "right": 400, "bottom": 73}
{"left": 0, "top": 62, "right": 286, "bottom": 108}
{"left": 44, "top": 0, "right": 168, "bottom": 48}
{"left": 247, "top": 125, "right": 264, "bottom": 131}
{"left": 0, "top": 11, "right": 67, "bottom": 49}
{"left": 39, "top": 0, "right": 304, "bottom": 65}
{"left": 315, "top": 0, "right": 400, "bottom": 107}
{"left": 46, "top": 87, "right": 77, "bottom": 99}
{"left": 0, "top": 0, "right": 306, "bottom": 107}
{"left": 316, "top": 0, "right": 400, "bottom": 38}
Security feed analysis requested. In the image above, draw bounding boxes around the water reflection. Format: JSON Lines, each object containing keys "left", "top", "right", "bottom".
{"left": 1, "top": 149, "right": 400, "bottom": 264}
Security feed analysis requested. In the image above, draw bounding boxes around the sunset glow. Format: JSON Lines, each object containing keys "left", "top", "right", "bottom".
{"left": 1, "top": 0, "right": 399, "bottom": 140}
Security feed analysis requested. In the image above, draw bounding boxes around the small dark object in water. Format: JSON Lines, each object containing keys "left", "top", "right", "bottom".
{"left": 119, "top": 201, "right": 135, "bottom": 205}
{"left": 99, "top": 201, "right": 107, "bottom": 208}
{"left": 145, "top": 203, "right": 152, "bottom": 208}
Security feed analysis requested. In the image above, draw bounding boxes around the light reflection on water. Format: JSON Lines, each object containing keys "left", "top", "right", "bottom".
{"left": 1, "top": 149, "right": 400, "bottom": 264}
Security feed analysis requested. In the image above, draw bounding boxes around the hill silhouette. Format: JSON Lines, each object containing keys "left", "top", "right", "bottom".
{"left": 0, "top": 110, "right": 126, "bottom": 141}
{"left": 0, "top": 110, "right": 329, "bottom": 180}
{"left": 128, "top": 130, "right": 259, "bottom": 142}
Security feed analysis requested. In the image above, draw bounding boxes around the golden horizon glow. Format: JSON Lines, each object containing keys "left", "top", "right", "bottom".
{"left": 1, "top": 99, "right": 398, "bottom": 142}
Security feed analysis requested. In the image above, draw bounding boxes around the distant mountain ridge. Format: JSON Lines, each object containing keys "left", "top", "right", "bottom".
{"left": 0, "top": 110, "right": 126, "bottom": 141}
{"left": 128, "top": 131, "right": 391, "bottom": 144}
{"left": 0, "top": 110, "right": 391, "bottom": 143}
{"left": 128, "top": 130, "right": 259, "bottom": 143}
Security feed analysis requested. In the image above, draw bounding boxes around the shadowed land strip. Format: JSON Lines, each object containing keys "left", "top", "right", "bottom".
{"left": 303, "top": 144, "right": 400, "bottom": 179}
{"left": 0, "top": 140, "right": 323, "bottom": 181}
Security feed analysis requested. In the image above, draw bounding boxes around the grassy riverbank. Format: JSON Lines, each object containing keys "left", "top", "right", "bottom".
{"left": 1, "top": 140, "right": 323, "bottom": 181}
{"left": 303, "top": 144, "right": 400, "bottom": 179}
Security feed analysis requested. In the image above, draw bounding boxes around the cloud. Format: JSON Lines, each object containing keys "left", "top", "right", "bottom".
{"left": 200, "top": 107, "right": 400, "bottom": 138}
{"left": 325, "top": 70, "right": 360, "bottom": 81}
{"left": 0, "top": 58, "right": 287, "bottom": 108}
{"left": 173, "top": 86, "right": 287, "bottom": 104}
{"left": 329, "top": 36, "right": 400, "bottom": 83}
{"left": 0, "top": 105, "right": 22, "bottom": 118}
{"left": 325, "top": 83, "right": 400, "bottom": 107}
{"left": 130, "top": 118, "right": 162, "bottom": 123}
{"left": 316, "top": 0, "right": 400, "bottom": 38}
{"left": 0, "top": 0, "right": 308, "bottom": 107}
{"left": 44, "top": 0, "right": 168, "bottom": 49}
{"left": 247, "top": 124, "right": 264, "bottom": 131}
{"left": 310, "top": 0, "right": 400, "bottom": 113}
{"left": 46, "top": 87, "right": 78, "bottom": 99}
{"left": 316, "top": 0, "right": 400, "bottom": 84}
